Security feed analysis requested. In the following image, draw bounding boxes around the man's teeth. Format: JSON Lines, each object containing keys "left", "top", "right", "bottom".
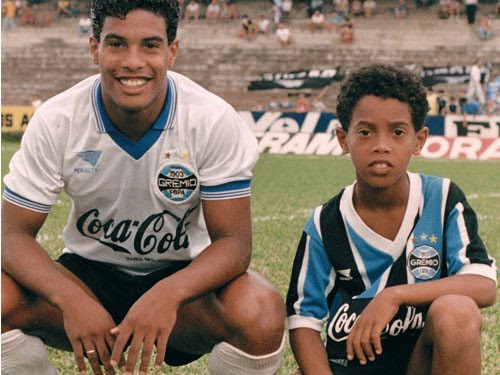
{"left": 121, "top": 79, "right": 147, "bottom": 87}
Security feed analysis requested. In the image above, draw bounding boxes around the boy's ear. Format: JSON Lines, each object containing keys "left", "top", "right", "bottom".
{"left": 335, "top": 126, "right": 349, "bottom": 154}
{"left": 413, "top": 126, "right": 429, "bottom": 155}
{"left": 167, "top": 40, "right": 179, "bottom": 69}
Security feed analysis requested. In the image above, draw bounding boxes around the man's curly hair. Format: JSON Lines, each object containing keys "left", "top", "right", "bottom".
{"left": 336, "top": 64, "right": 429, "bottom": 131}
{"left": 91, "top": 0, "right": 180, "bottom": 44}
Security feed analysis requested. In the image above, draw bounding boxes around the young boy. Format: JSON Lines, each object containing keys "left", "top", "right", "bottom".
{"left": 286, "top": 64, "right": 497, "bottom": 375}
{"left": 2, "top": 1, "right": 285, "bottom": 374}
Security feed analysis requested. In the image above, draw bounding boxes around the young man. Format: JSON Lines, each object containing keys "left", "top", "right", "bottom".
{"left": 286, "top": 64, "right": 496, "bottom": 375}
{"left": 1, "top": 1, "right": 285, "bottom": 374}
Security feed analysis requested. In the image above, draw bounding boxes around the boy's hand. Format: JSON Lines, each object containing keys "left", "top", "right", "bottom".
{"left": 61, "top": 294, "right": 118, "bottom": 375}
{"left": 110, "top": 286, "right": 180, "bottom": 374}
{"left": 346, "top": 289, "right": 400, "bottom": 365}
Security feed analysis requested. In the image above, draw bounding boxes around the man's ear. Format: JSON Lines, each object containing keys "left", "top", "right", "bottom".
{"left": 89, "top": 36, "right": 99, "bottom": 65}
{"left": 336, "top": 126, "right": 350, "bottom": 154}
{"left": 167, "top": 39, "right": 179, "bottom": 70}
{"left": 413, "top": 126, "right": 429, "bottom": 155}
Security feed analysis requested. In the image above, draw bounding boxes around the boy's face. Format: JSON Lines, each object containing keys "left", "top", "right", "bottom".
{"left": 336, "top": 95, "right": 428, "bottom": 190}
{"left": 90, "top": 9, "right": 178, "bottom": 117}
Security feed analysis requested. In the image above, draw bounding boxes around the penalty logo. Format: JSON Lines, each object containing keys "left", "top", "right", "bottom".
{"left": 408, "top": 245, "right": 441, "bottom": 280}
{"left": 156, "top": 163, "right": 199, "bottom": 203}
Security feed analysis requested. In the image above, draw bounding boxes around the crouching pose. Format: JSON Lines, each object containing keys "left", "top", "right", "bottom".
{"left": 2, "top": 1, "right": 285, "bottom": 374}
{"left": 286, "top": 64, "right": 497, "bottom": 375}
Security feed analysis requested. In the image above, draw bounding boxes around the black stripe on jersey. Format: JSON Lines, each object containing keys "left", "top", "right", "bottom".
{"left": 286, "top": 232, "right": 308, "bottom": 317}
{"left": 320, "top": 190, "right": 366, "bottom": 299}
{"left": 445, "top": 182, "right": 493, "bottom": 267}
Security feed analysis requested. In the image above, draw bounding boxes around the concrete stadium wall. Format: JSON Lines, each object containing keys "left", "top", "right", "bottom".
{"left": 2, "top": 37, "right": 499, "bottom": 110}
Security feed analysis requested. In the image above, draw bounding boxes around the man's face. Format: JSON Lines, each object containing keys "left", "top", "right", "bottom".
{"left": 336, "top": 95, "right": 428, "bottom": 191}
{"left": 90, "top": 9, "right": 178, "bottom": 118}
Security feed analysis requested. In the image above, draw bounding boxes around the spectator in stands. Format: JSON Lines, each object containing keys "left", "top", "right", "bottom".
{"left": 56, "top": 0, "right": 71, "bottom": 18}
{"left": 467, "top": 59, "right": 486, "bottom": 106}
{"left": 426, "top": 87, "right": 439, "bottom": 115}
{"left": 258, "top": 14, "right": 271, "bottom": 36}
{"left": 238, "top": 14, "right": 259, "bottom": 40}
{"left": 219, "top": 0, "right": 230, "bottom": 21}
{"left": 282, "top": 0, "right": 292, "bottom": 22}
{"left": 328, "top": 10, "right": 344, "bottom": 32}
{"left": 205, "top": 0, "right": 221, "bottom": 22}
{"left": 478, "top": 14, "right": 493, "bottom": 40}
{"left": 280, "top": 94, "right": 294, "bottom": 111}
{"left": 438, "top": 0, "right": 451, "bottom": 19}
{"left": 14, "top": 0, "right": 26, "bottom": 16}
{"left": 309, "top": 9, "right": 327, "bottom": 32}
{"left": 78, "top": 13, "right": 91, "bottom": 37}
{"left": 437, "top": 90, "right": 448, "bottom": 114}
{"left": 2, "top": 0, "right": 17, "bottom": 31}
{"left": 294, "top": 94, "right": 312, "bottom": 112}
{"left": 395, "top": 0, "right": 407, "bottom": 19}
{"left": 185, "top": 0, "right": 200, "bottom": 21}
{"left": 307, "top": 0, "right": 324, "bottom": 17}
{"left": 449, "top": 0, "right": 460, "bottom": 18}
{"left": 276, "top": 22, "right": 295, "bottom": 47}
{"left": 267, "top": 96, "right": 281, "bottom": 111}
{"left": 339, "top": 16, "right": 354, "bottom": 43}
{"left": 69, "top": 0, "right": 79, "bottom": 17}
{"left": 334, "top": 0, "right": 349, "bottom": 18}
{"left": 227, "top": 0, "right": 238, "bottom": 19}
{"left": 446, "top": 96, "right": 460, "bottom": 114}
{"left": 460, "top": 97, "right": 482, "bottom": 115}
{"left": 351, "top": 0, "right": 363, "bottom": 17}
{"left": 464, "top": 0, "right": 478, "bottom": 25}
{"left": 485, "top": 99, "right": 499, "bottom": 116}
{"left": 273, "top": 1, "right": 283, "bottom": 24}
{"left": 363, "top": 0, "right": 377, "bottom": 18}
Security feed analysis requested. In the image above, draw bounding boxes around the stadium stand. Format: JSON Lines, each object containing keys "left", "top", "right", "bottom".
{"left": 1, "top": 0, "right": 499, "bottom": 111}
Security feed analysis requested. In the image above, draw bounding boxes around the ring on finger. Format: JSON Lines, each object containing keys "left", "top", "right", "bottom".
{"left": 86, "top": 349, "right": 96, "bottom": 355}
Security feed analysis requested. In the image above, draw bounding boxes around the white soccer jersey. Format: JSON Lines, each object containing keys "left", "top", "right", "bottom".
{"left": 4, "top": 71, "right": 259, "bottom": 275}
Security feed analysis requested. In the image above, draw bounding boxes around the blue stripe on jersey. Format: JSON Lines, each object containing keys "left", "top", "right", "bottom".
{"left": 93, "top": 77, "right": 176, "bottom": 160}
{"left": 3, "top": 186, "right": 52, "bottom": 213}
{"left": 201, "top": 179, "right": 251, "bottom": 200}
{"left": 298, "top": 215, "right": 334, "bottom": 319}
{"left": 444, "top": 205, "right": 466, "bottom": 275}
{"left": 346, "top": 221, "right": 394, "bottom": 298}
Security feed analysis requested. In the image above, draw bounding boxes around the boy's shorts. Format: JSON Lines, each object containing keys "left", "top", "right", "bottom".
{"left": 329, "top": 331, "right": 422, "bottom": 375}
{"left": 57, "top": 253, "right": 202, "bottom": 366}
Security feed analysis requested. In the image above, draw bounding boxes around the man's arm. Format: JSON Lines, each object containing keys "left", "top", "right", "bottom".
{"left": 110, "top": 196, "right": 252, "bottom": 373}
{"left": 345, "top": 274, "right": 497, "bottom": 365}
{"left": 2, "top": 200, "right": 118, "bottom": 375}
{"left": 290, "top": 328, "right": 332, "bottom": 375}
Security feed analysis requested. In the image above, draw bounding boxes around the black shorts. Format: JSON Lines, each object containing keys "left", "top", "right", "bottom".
{"left": 57, "top": 253, "right": 202, "bottom": 366}
{"left": 329, "top": 331, "right": 422, "bottom": 375}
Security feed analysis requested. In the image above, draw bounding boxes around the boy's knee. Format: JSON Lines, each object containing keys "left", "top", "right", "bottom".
{"left": 427, "top": 295, "right": 482, "bottom": 339}
{"left": 221, "top": 272, "right": 285, "bottom": 353}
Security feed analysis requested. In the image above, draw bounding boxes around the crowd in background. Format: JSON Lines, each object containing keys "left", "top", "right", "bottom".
{"left": 2, "top": 0, "right": 500, "bottom": 115}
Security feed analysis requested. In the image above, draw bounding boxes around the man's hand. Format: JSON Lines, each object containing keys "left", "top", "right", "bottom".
{"left": 61, "top": 295, "right": 118, "bottom": 375}
{"left": 346, "top": 289, "right": 400, "bottom": 365}
{"left": 110, "top": 286, "right": 179, "bottom": 374}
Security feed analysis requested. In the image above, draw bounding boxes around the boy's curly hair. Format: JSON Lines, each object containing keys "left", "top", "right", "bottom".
{"left": 336, "top": 64, "right": 429, "bottom": 131}
{"left": 91, "top": 0, "right": 180, "bottom": 44}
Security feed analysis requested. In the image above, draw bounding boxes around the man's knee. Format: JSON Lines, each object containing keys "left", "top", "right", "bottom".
{"left": 220, "top": 271, "right": 285, "bottom": 353}
{"left": 426, "top": 294, "right": 482, "bottom": 340}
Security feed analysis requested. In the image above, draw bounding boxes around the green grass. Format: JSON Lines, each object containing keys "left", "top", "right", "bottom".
{"left": 2, "top": 138, "right": 499, "bottom": 374}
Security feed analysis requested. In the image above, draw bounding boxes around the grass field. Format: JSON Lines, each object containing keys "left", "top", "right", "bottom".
{"left": 2, "top": 138, "right": 499, "bottom": 374}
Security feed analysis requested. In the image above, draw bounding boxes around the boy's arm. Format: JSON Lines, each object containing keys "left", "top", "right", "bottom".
{"left": 110, "top": 196, "right": 252, "bottom": 373}
{"left": 1, "top": 200, "right": 117, "bottom": 375}
{"left": 290, "top": 328, "right": 332, "bottom": 375}
{"left": 345, "top": 274, "right": 496, "bottom": 365}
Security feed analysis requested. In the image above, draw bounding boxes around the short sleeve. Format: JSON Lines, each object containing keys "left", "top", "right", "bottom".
{"left": 198, "top": 109, "right": 259, "bottom": 200}
{"left": 3, "top": 110, "right": 65, "bottom": 213}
